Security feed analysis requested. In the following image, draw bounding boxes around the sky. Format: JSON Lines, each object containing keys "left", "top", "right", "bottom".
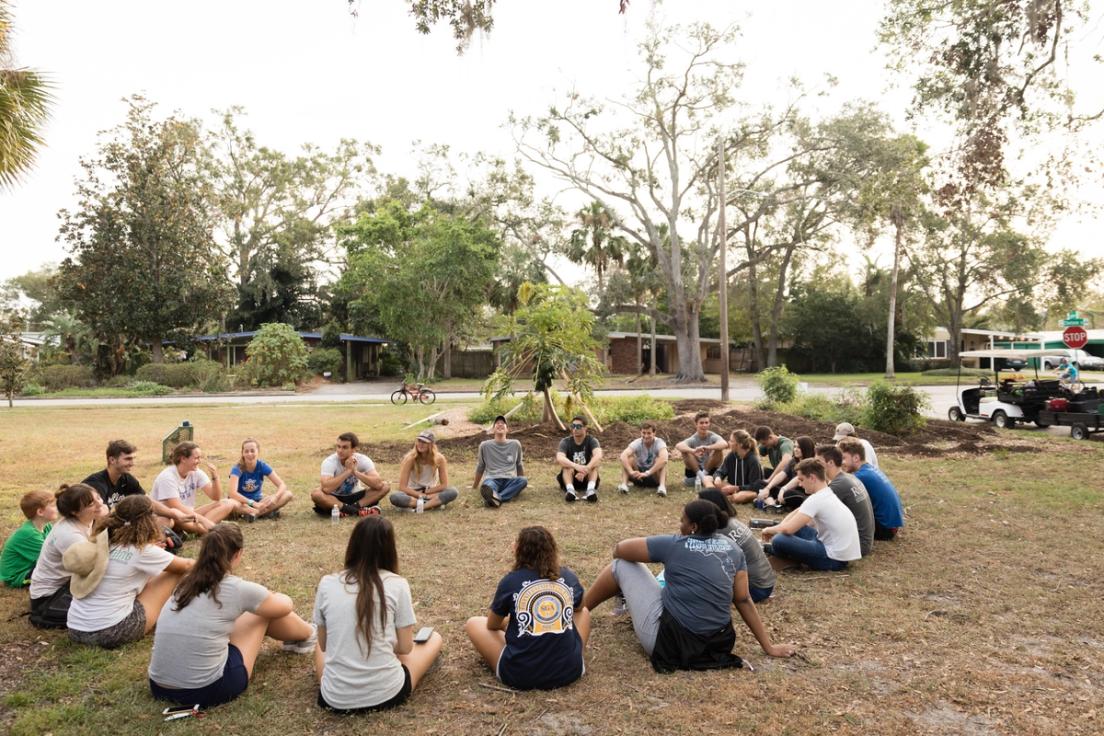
{"left": 1, "top": 0, "right": 1101, "bottom": 284}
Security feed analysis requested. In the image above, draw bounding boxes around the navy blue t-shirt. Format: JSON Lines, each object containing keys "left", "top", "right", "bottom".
{"left": 230, "top": 460, "right": 273, "bottom": 503}
{"left": 491, "top": 566, "right": 584, "bottom": 690}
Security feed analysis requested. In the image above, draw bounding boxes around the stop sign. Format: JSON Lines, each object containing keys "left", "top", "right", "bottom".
{"left": 1063, "top": 326, "right": 1089, "bottom": 350}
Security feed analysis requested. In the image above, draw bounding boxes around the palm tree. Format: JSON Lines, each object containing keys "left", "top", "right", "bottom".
{"left": 0, "top": 1, "right": 51, "bottom": 188}
{"left": 565, "top": 202, "right": 626, "bottom": 292}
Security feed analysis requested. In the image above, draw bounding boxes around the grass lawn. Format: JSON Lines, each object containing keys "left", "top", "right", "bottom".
{"left": 0, "top": 404, "right": 1102, "bottom": 735}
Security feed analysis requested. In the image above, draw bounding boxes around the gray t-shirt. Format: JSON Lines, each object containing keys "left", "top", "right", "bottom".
{"left": 720, "top": 519, "right": 776, "bottom": 591}
{"left": 829, "top": 472, "right": 875, "bottom": 557}
{"left": 475, "top": 439, "right": 524, "bottom": 480}
{"left": 628, "top": 437, "right": 667, "bottom": 470}
{"left": 683, "top": 431, "right": 724, "bottom": 450}
{"left": 148, "top": 575, "right": 269, "bottom": 688}
{"left": 645, "top": 534, "right": 746, "bottom": 635}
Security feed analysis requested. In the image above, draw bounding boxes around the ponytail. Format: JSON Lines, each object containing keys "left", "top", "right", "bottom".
{"left": 173, "top": 524, "right": 243, "bottom": 611}
{"left": 92, "top": 495, "right": 159, "bottom": 548}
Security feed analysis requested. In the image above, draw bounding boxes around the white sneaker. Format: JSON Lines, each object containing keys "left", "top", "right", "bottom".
{"left": 617, "top": 483, "right": 629, "bottom": 494}
{"left": 282, "top": 624, "right": 317, "bottom": 654}
{"left": 656, "top": 486, "right": 667, "bottom": 497}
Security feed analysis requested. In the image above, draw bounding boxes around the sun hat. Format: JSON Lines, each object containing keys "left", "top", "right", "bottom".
{"left": 416, "top": 430, "right": 436, "bottom": 443}
{"left": 63, "top": 531, "right": 110, "bottom": 599}
{"left": 832, "top": 422, "right": 856, "bottom": 441}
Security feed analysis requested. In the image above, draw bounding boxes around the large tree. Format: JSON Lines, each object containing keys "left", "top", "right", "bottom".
{"left": 56, "top": 97, "right": 231, "bottom": 368}
{"left": 0, "top": 1, "right": 51, "bottom": 188}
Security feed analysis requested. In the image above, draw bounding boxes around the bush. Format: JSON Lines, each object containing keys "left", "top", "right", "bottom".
{"left": 469, "top": 394, "right": 675, "bottom": 426}
{"left": 379, "top": 350, "right": 404, "bottom": 378}
{"left": 126, "top": 381, "right": 174, "bottom": 396}
{"left": 590, "top": 395, "right": 676, "bottom": 425}
{"left": 758, "top": 365, "right": 799, "bottom": 404}
{"left": 308, "top": 347, "right": 344, "bottom": 378}
{"left": 863, "top": 381, "right": 928, "bottom": 435}
{"left": 781, "top": 393, "right": 866, "bottom": 425}
{"left": 19, "top": 382, "right": 45, "bottom": 397}
{"left": 136, "top": 359, "right": 228, "bottom": 390}
{"left": 244, "top": 323, "right": 309, "bottom": 387}
{"left": 35, "top": 364, "right": 95, "bottom": 390}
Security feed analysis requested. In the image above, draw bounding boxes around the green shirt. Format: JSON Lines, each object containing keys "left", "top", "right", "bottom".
{"left": 762, "top": 436, "right": 794, "bottom": 471}
{"left": 0, "top": 520, "right": 51, "bottom": 588}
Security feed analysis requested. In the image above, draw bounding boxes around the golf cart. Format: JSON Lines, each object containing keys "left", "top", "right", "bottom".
{"left": 948, "top": 349, "right": 1063, "bottom": 428}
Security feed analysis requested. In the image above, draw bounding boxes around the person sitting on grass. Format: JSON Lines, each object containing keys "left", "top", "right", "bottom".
{"left": 617, "top": 422, "right": 669, "bottom": 497}
{"left": 838, "top": 438, "right": 905, "bottom": 540}
{"left": 472, "top": 415, "right": 527, "bottom": 509}
{"left": 832, "top": 423, "right": 878, "bottom": 469}
{"left": 753, "top": 427, "right": 794, "bottom": 503}
{"left": 389, "top": 431, "right": 459, "bottom": 512}
{"left": 760, "top": 459, "right": 861, "bottom": 572}
{"left": 1, "top": 490, "right": 58, "bottom": 588}
{"left": 310, "top": 432, "right": 389, "bottom": 518}
{"left": 816, "top": 445, "right": 875, "bottom": 558}
{"left": 675, "top": 412, "right": 727, "bottom": 487}
{"left": 64, "top": 496, "right": 194, "bottom": 649}
{"left": 464, "top": 526, "right": 590, "bottom": 690}
{"left": 148, "top": 524, "right": 316, "bottom": 709}
{"left": 583, "top": 499, "right": 795, "bottom": 672}
{"left": 28, "top": 484, "right": 105, "bottom": 628}
{"left": 711, "top": 429, "right": 765, "bottom": 504}
{"left": 698, "top": 489, "right": 777, "bottom": 603}
{"left": 152, "top": 442, "right": 240, "bottom": 536}
{"left": 313, "top": 516, "right": 443, "bottom": 714}
{"left": 227, "top": 438, "right": 294, "bottom": 521}
{"left": 555, "top": 415, "right": 603, "bottom": 503}
{"left": 761, "top": 435, "right": 816, "bottom": 510}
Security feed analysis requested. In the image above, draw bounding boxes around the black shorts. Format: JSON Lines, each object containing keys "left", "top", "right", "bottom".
{"left": 318, "top": 664, "right": 411, "bottom": 714}
{"left": 630, "top": 473, "right": 660, "bottom": 488}
{"left": 555, "top": 473, "right": 600, "bottom": 492}
{"left": 29, "top": 583, "right": 72, "bottom": 629}
{"left": 313, "top": 490, "right": 366, "bottom": 515}
{"left": 150, "top": 644, "right": 249, "bottom": 708}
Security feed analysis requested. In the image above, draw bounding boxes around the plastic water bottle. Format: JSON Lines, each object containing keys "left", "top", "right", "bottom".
{"left": 656, "top": 569, "right": 667, "bottom": 588}
{"left": 416, "top": 496, "right": 426, "bottom": 514}
{"left": 331, "top": 504, "right": 340, "bottom": 524}
{"left": 694, "top": 471, "right": 703, "bottom": 493}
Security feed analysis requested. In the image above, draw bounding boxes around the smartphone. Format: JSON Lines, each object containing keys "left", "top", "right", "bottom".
{"left": 413, "top": 626, "right": 434, "bottom": 643}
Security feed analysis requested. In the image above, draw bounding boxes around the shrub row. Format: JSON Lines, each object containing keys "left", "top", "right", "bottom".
{"left": 469, "top": 394, "right": 675, "bottom": 426}
{"left": 136, "top": 359, "right": 229, "bottom": 391}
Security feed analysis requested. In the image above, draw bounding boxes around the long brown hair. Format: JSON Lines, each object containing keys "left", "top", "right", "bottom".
{"left": 342, "top": 516, "right": 399, "bottom": 655}
{"left": 237, "top": 438, "right": 260, "bottom": 472}
{"left": 92, "top": 495, "right": 160, "bottom": 548}
{"left": 513, "top": 526, "right": 560, "bottom": 580}
{"left": 173, "top": 524, "right": 243, "bottom": 611}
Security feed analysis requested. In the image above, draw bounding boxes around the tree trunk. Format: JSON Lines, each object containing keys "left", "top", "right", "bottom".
{"left": 649, "top": 315, "right": 657, "bottom": 376}
{"left": 885, "top": 220, "right": 903, "bottom": 378}
{"left": 442, "top": 335, "right": 453, "bottom": 379}
{"left": 767, "top": 243, "right": 797, "bottom": 368}
{"left": 635, "top": 304, "right": 643, "bottom": 376}
{"left": 673, "top": 303, "right": 706, "bottom": 383}
{"left": 542, "top": 387, "right": 566, "bottom": 430}
{"left": 151, "top": 338, "right": 164, "bottom": 364}
{"left": 746, "top": 244, "right": 765, "bottom": 371}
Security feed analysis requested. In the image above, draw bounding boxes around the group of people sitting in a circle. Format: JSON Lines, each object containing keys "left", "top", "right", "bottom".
{"left": 0, "top": 408, "right": 906, "bottom": 715}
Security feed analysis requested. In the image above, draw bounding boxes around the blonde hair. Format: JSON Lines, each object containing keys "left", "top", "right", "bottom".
{"left": 403, "top": 439, "right": 444, "bottom": 482}
{"left": 730, "top": 429, "right": 757, "bottom": 454}
{"left": 237, "top": 438, "right": 260, "bottom": 472}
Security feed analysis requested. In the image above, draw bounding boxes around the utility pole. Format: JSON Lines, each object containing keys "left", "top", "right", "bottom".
{"left": 717, "top": 137, "right": 730, "bottom": 402}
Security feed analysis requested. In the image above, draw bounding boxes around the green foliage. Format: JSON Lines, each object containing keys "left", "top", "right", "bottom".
{"left": 19, "top": 382, "right": 44, "bottom": 396}
{"left": 921, "top": 367, "right": 988, "bottom": 377}
{"left": 308, "top": 347, "right": 344, "bottom": 377}
{"left": 758, "top": 365, "right": 799, "bottom": 404}
{"left": 1, "top": 316, "right": 29, "bottom": 405}
{"left": 863, "top": 380, "right": 928, "bottom": 435}
{"left": 0, "top": 0, "right": 52, "bottom": 189}
{"left": 776, "top": 391, "right": 868, "bottom": 427}
{"left": 243, "top": 323, "right": 309, "bottom": 387}
{"left": 34, "top": 364, "right": 94, "bottom": 390}
{"left": 135, "top": 359, "right": 227, "bottom": 390}
{"left": 470, "top": 394, "right": 674, "bottom": 426}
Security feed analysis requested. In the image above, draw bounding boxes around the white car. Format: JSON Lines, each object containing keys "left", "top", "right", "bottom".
{"left": 1039, "top": 349, "right": 1104, "bottom": 371}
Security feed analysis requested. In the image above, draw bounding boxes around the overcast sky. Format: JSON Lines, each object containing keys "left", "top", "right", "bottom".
{"left": 1, "top": 0, "right": 1101, "bottom": 284}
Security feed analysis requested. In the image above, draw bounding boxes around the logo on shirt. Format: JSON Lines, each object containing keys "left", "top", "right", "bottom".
{"left": 571, "top": 450, "right": 587, "bottom": 466}
{"left": 514, "top": 579, "right": 574, "bottom": 636}
{"left": 242, "top": 478, "right": 259, "bottom": 494}
{"left": 685, "top": 537, "right": 738, "bottom": 576}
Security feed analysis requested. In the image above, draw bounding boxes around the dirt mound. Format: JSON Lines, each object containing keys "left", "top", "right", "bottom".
{"left": 372, "top": 403, "right": 1034, "bottom": 463}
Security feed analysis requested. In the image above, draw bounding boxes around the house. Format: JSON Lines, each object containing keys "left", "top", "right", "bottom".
{"left": 195, "top": 331, "right": 388, "bottom": 382}
{"left": 924, "top": 327, "right": 1040, "bottom": 368}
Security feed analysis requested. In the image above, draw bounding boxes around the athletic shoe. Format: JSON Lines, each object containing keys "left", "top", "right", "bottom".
{"left": 761, "top": 543, "right": 774, "bottom": 556}
{"left": 242, "top": 513, "right": 256, "bottom": 523}
{"left": 282, "top": 624, "right": 318, "bottom": 654}
{"left": 258, "top": 509, "right": 281, "bottom": 521}
{"left": 656, "top": 485, "right": 667, "bottom": 497}
{"left": 480, "top": 484, "right": 501, "bottom": 508}
{"left": 564, "top": 489, "right": 578, "bottom": 503}
{"left": 584, "top": 488, "right": 598, "bottom": 503}
{"left": 753, "top": 498, "right": 766, "bottom": 510}
{"left": 360, "top": 505, "right": 381, "bottom": 517}
{"left": 340, "top": 503, "right": 361, "bottom": 517}
{"left": 617, "top": 483, "right": 630, "bottom": 494}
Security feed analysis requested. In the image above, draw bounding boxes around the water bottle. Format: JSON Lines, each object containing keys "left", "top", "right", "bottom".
{"left": 694, "top": 471, "right": 703, "bottom": 493}
{"left": 656, "top": 569, "right": 667, "bottom": 588}
{"left": 331, "top": 504, "right": 340, "bottom": 524}
{"left": 416, "top": 496, "right": 426, "bottom": 514}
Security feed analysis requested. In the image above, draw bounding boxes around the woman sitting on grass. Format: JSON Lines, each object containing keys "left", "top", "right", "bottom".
{"left": 698, "top": 489, "right": 777, "bottom": 602}
{"left": 148, "top": 524, "right": 316, "bottom": 708}
{"left": 464, "top": 526, "right": 590, "bottom": 690}
{"left": 758, "top": 435, "right": 816, "bottom": 510}
{"left": 28, "top": 483, "right": 105, "bottom": 629}
{"left": 227, "top": 438, "right": 294, "bottom": 521}
{"left": 712, "top": 430, "right": 765, "bottom": 504}
{"left": 388, "top": 431, "right": 459, "bottom": 512}
{"left": 313, "top": 516, "right": 443, "bottom": 714}
{"left": 64, "top": 496, "right": 194, "bottom": 648}
{"left": 583, "top": 500, "right": 795, "bottom": 672}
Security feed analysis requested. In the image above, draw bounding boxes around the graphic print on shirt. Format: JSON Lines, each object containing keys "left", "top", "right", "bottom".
{"left": 571, "top": 450, "right": 587, "bottom": 466}
{"left": 241, "top": 477, "right": 260, "bottom": 495}
{"left": 514, "top": 578, "right": 575, "bottom": 636}
{"left": 685, "top": 537, "right": 738, "bottom": 576}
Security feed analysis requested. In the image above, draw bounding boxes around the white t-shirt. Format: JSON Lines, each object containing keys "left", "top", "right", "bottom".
{"left": 797, "top": 489, "right": 862, "bottom": 562}
{"left": 151, "top": 465, "right": 212, "bottom": 508}
{"left": 29, "top": 518, "right": 91, "bottom": 599}
{"left": 320, "top": 452, "right": 376, "bottom": 497}
{"left": 860, "top": 438, "right": 879, "bottom": 470}
{"left": 67, "top": 543, "right": 174, "bottom": 632}
{"left": 313, "top": 570, "right": 416, "bottom": 710}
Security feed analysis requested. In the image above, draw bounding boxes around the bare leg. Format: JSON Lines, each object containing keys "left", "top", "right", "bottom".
{"left": 574, "top": 606, "right": 591, "bottom": 648}
{"left": 138, "top": 569, "right": 187, "bottom": 633}
{"left": 706, "top": 449, "right": 725, "bottom": 474}
{"left": 582, "top": 562, "right": 620, "bottom": 611}
{"left": 196, "top": 499, "right": 238, "bottom": 525}
{"left": 267, "top": 488, "right": 294, "bottom": 511}
{"left": 313, "top": 643, "right": 325, "bottom": 685}
{"left": 654, "top": 463, "right": 668, "bottom": 487}
{"left": 585, "top": 467, "right": 599, "bottom": 483}
{"left": 730, "top": 489, "right": 758, "bottom": 504}
{"left": 398, "top": 631, "right": 443, "bottom": 689}
{"left": 464, "top": 616, "right": 507, "bottom": 673}
{"left": 311, "top": 488, "right": 339, "bottom": 510}
{"left": 359, "top": 482, "right": 389, "bottom": 507}
{"left": 682, "top": 453, "right": 702, "bottom": 475}
{"left": 560, "top": 467, "right": 576, "bottom": 490}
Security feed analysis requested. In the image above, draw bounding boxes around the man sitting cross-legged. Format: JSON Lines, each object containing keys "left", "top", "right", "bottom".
{"left": 838, "top": 437, "right": 904, "bottom": 540}
{"left": 815, "top": 445, "right": 875, "bottom": 558}
{"left": 617, "top": 422, "right": 669, "bottom": 497}
{"left": 556, "top": 415, "right": 603, "bottom": 503}
{"left": 473, "top": 415, "right": 527, "bottom": 509}
{"left": 675, "top": 412, "right": 727, "bottom": 487}
{"left": 310, "top": 432, "right": 389, "bottom": 518}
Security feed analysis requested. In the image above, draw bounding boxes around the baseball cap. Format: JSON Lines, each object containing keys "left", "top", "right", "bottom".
{"left": 416, "top": 430, "right": 435, "bottom": 443}
{"left": 493, "top": 415, "right": 508, "bottom": 426}
{"left": 832, "top": 422, "right": 856, "bottom": 441}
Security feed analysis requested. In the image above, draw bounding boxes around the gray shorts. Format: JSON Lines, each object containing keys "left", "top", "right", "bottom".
{"left": 388, "top": 487, "right": 459, "bottom": 509}
{"left": 69, "top": 598, "right": 146, "bottom": 649}
{"left": 612, "top": 559, "right": 664, "bottom": 656}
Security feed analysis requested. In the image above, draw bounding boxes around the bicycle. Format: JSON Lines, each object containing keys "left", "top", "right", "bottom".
{"left": 390, "top": 382, "right": 437, "bottom": 405}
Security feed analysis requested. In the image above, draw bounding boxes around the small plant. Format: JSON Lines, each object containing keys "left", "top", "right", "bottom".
{"left": 863, "top": 380, "right": 928, "bottom": 435}
{"left": 126, "top": 381, "right": 173, "bottom": 396}
{"left": 758, "top": 365, "right": 799, "bottom": 404}
{"left": 244, "top": 323, "right": 310, "bottom": 387}
{"left": 19, "top": 382, "right": 44, "bottom": 397}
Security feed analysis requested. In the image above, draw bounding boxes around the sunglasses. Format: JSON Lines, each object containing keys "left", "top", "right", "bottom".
{"left": 571, "top": 423, "right": 584, "bottom": 429}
